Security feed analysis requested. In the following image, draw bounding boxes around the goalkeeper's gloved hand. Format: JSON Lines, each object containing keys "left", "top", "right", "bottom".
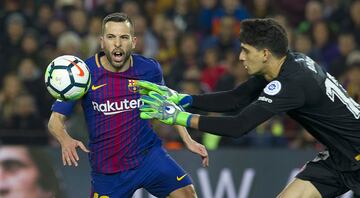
{"left": 140, "top": 91, "right": 192, "bottom": 127}
{"left": 137, "top": 80, "right": 192, "bottom": 108}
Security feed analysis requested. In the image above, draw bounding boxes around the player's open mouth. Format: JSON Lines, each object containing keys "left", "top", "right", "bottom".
{"left": 113, "top": 51, "right": 124, "bottom": 62}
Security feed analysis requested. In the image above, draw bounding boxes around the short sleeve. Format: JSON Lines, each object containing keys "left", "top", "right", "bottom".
{"left": 51, "top": 100, "right": 77, "bottom": 116}
{"left": 253, "top": 79, "right": 305, "bottom": 114}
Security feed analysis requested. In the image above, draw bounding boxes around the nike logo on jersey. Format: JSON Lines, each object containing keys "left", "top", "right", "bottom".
{"left": 91, "top": 84, "right": 107, "bottom": 91}
{"left": 65, "top": 59, "right": 84, "bottom": 77}
{"left": 176, "top": 173, "right": 187, "bottom": 181}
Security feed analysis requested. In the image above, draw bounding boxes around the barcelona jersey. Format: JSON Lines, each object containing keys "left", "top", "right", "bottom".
{"left": 52, "top": 52, "right": 163, "bottom": 174}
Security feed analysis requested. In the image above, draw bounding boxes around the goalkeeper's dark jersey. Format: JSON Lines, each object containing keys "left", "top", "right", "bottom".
{"left": 194, "top": 51, "right": 360, "bottom": 171}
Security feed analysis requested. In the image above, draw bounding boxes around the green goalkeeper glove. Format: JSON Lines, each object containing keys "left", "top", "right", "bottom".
{"left": 138, "top": 80, "right": 192, "bottom": 108}
{"left": 140, "top": 91, "right": 192, "bottom": 127}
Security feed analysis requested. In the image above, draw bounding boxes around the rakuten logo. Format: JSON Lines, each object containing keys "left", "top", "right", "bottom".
{"left": 92, "top": 99, "right": 142, "bottom": 115}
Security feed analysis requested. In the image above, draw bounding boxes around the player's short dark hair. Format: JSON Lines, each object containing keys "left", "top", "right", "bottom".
{"left": 102, "top": 12, "right": 134, "bottom": 35}
{"left": 239, "top": 18, "right": 288, "bottom": 57}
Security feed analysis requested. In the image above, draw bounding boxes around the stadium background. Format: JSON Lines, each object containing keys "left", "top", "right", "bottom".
{"left": 0, "top": 0, "right": 359, "bottom": 197}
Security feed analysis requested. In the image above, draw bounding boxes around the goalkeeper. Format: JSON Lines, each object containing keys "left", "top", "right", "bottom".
{"left": 139, "top": 18, "right": 360, "bottom": 197}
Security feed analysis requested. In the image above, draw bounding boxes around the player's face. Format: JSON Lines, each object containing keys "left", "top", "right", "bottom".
{"left": 239, "top": 44, "right": 266, "bottom": 75}
{"left": 101, "top": 21, "right": 136, "bottom": 70}
{"left": 0, "top": 146, "right": 47, "bottom": 198}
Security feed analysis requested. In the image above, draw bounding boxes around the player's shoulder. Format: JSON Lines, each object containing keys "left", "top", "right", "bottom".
{"left": 84, "top": 53, "right": 101, "bottom": 71}
{"left": 133, "top": 54, "right": 160, "bottom": 68}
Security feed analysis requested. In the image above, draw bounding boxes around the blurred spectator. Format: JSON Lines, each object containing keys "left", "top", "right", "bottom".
{"left": 213, "top": 0, "right": 250, "bottom": 23}
{"left": 34, "top": 3, "right": 53, "bottom": 36}
{"left": 167, "top": 33, "right": 201, "bottom": 89}
{"left": 0, "top": 74, "right": 25, "bottom": 125}
{"left": 68, "top": 9, "right": 88, "bottom": 37}
{"left": 200, "top": 47, "right": 227, "bottom": 91}
{"left": 197, "top": 0, "right": 218, "bottom": 35}
{"left": 2, "top": 13, "right": 26, "bottom": 74}
{"left": 94, "top": 0, "right": 122, "bottom": 18}
{"left": 83, "top": 15, "right": 101, "bottom": 58}
{"left": 165, "top": 0, "right": 197, "bottom": 32}
{"left": 329, "top": 32, "right": 357, "bottom": 78}
{"left": 57, "top": 31, "right": 83, "bottom": 58}
{"left": 156, "top": 19, "right": 180, "bottom": 78}
{"left": 341, "top": 0, "right": 360, "bottom": 46}
{"left": 21, "top": 29, "right": 46, "bottom": 68}
{"left": 201, "top": 16, "right": 241, "bottom": 59}
{"left": 293, "top": 33, "right": 313, "bottom": 55}
{"left": 309, "top": 21, "right": 340, "bottom": 70}
{"left": 322, "top": 0, "right": 347, "bottom": 25}
{"left": 297, "top": 0, "right": 324, "bottom": 33}
{"left": 0, "top": 146, "right": 65, "bottom": 197}
{"left": 133, "top": 14, "right": 159, "bottom": 58}
{"left": 41, "top": 17, "right": 68, "bottom": 63}
{"left": 121, "top": 0, "right": 141, "bottom": 18}
{"left": 342, "top": 58, "right": 360, "bottom": 103}
{"left": 216, "top": 59, "right": 249, "bottom": 91}
{"left": 248, "top": 0, "right": 274, "bottom": 18}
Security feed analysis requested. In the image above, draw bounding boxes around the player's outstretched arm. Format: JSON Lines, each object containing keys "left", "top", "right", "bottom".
{"left": 48, "top": 112, "right": 89, "bottom": 167}
{"left": 138, "top": 80, "right": 192, "bottom": 108}
{"left": 175, "top": 125, "right": 209, "bottom": 167}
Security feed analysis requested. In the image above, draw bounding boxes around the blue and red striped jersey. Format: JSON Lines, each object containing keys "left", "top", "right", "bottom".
{"left": 52, "top": 52, "right": 163, "bottom": 174}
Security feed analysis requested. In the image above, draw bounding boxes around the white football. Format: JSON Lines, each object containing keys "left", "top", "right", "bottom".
{"left": 44, "top": 55, "right": 91, "bottom": 100}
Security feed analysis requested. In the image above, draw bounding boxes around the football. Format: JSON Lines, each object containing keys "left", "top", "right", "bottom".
{"left": 44, "top": 55, "right": 91, "bottom": 100}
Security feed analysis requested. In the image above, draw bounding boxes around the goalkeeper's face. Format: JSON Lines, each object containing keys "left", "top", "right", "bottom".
{"left": 101, "top": 21, "right": 137, "bottom": 71}
{"left": 239, "top": 43, "right": 268, "bottom": 75}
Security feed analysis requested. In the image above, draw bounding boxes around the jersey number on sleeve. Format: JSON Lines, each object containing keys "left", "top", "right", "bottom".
{"left": 325, "top": 73, "right": 360, "bottom": 119}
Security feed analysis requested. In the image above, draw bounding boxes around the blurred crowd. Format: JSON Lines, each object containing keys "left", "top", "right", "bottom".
{"left": 0, "top": 0, "right": 359, "bottom": 150}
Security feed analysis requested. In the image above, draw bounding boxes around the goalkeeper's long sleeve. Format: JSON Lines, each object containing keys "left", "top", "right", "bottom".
{"left": 191, "top": 76, "right": 268, "bottom": 112}
{"left": 198, "top": 103, "right": 275, "bottom": 138}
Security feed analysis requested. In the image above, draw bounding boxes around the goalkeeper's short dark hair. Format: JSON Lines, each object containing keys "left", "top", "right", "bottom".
{"left": 239, "top": 18, "right": 288, "bottom": 57}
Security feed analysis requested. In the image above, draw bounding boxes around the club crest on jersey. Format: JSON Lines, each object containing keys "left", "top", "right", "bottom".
{"left": 128, "top": 80, "right": 139, "bottom": 92}
{"left": 264, "top": 80, "right": 281, "bottom": 96}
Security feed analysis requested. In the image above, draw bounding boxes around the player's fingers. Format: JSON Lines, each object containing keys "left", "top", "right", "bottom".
{"left": 139, "top": 88, "right": 149, "bottom": 95}
{"left": 69, "top": 150, "right": 78, "bottom": 167}
{"left": 141, "top": 95, "right": 161, "bottom": 106}
{"left": 138, "top": 80, "right": 160, "bottom": 92}
{"left": 140, "top": 112, "right": 156, "bottom": 120}
{"left": 140, "top": 104, "right": 156, "bottom": 112}
{"left": 72, "top": 147, "right": 80, "bottom": 161}
{"left": 64, "top": 152, "right": 72, "bottom": 166}
{"left": 78, "top": 141, "right": 90, "bottom": 153}
{"left": 62, "top": 153, "right": 66, "bottom": 166}
{"left": 203, "top": 156, "right": 209, "bottom": 167}
{"left": 148, "top": 91, "right": 166, "bottom": 102}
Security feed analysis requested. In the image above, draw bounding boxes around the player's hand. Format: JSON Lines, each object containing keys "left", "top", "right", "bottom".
{"left": 137, "top": 80, "right": 192, "bottom": 108}
{"left": 140, "top": 91, "right": 192, "bottom": 127}
{"left": 60, "top": 135, "right": 89, "bottom": 167}
{"left": 185, "top": 140, "right": 209, "bottom": 167}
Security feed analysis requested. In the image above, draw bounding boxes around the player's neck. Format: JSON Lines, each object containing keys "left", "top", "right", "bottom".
{"left": 263, "top": 55, "right": 286, "bottom": 81}
{"left": 101, "top": 55, "right": 133, "bottom": 73}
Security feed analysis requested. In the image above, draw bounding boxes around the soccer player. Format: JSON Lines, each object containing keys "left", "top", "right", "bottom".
{"left": 139, "top": 18, "right": 360, "bottom": 198}
{"left": 47, "top": 12, "right": 208, "bottom": 198}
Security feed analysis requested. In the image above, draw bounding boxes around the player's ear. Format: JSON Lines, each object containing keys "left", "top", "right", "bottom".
{"left": 100, "top": 36, "right": 104, "bottom": 50}
{"left": 132, "top": 36, "right": 137, "bottom": 50}
{"left": 263, "top": 48, "right": 270, "bottom": 63}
